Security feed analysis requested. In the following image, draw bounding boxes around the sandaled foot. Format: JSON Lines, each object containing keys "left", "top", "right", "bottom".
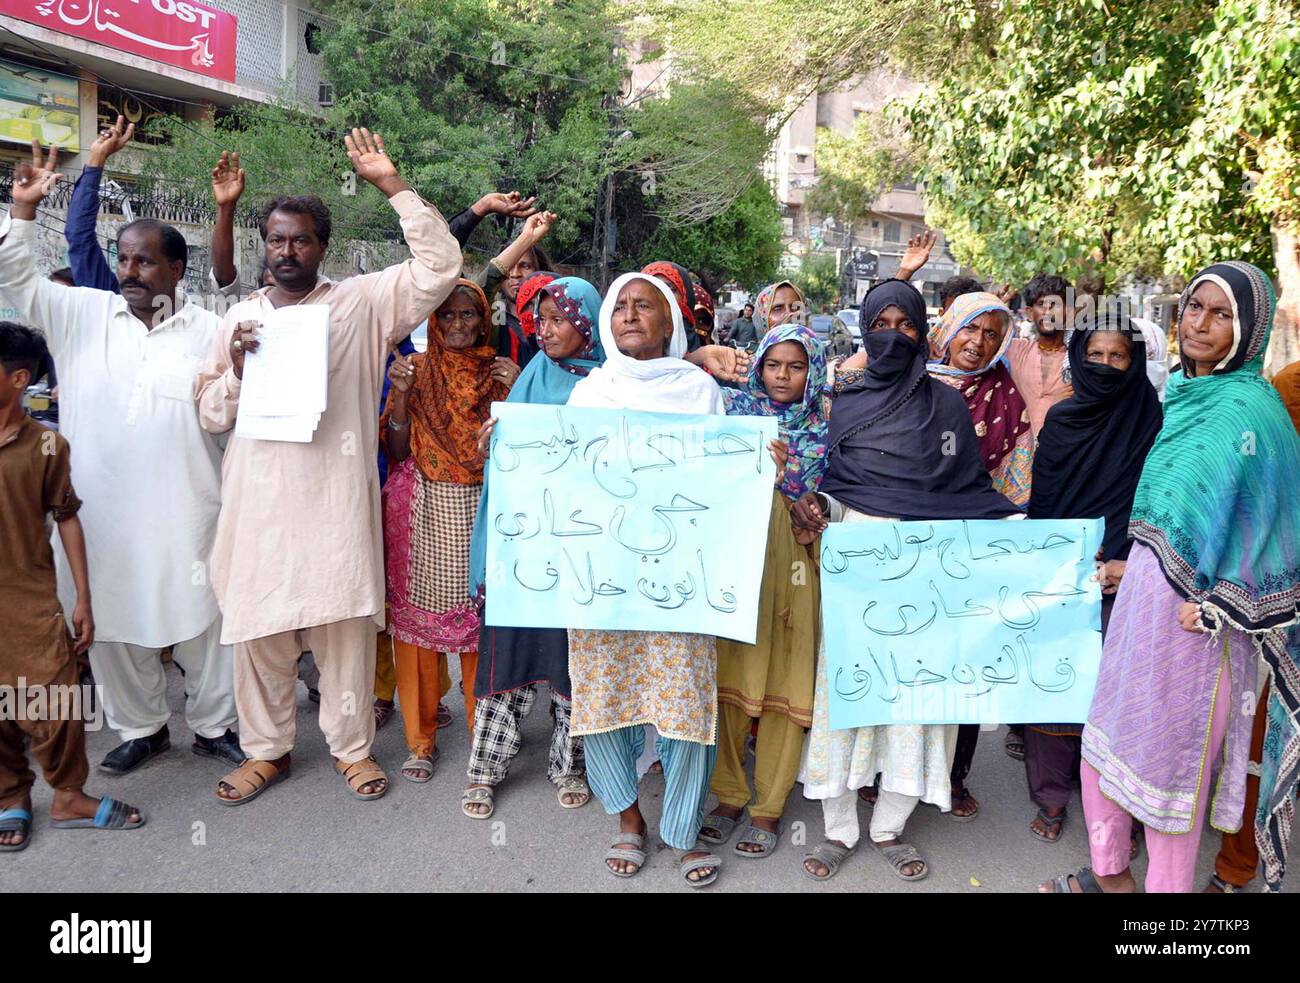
{"left": 803, "top": 840, "right": 853, "bottom": 881}
{"left": 857, "top": 784, "right": 878, "bottom": 806}
{"left": 680, "top": 848, "right": 720, "bottom": 887}
{"left": 873, "top": 838, "right": 928, "bottom": 881}
{"left": 50, "top": 794, "right": 145, "bottom": 830}
{"left": 216, "top": 754, "right": 290, "bottom": 806}
{"left": 734, "top": 820, "right": 781, "bottom": 858}
{"left": 462, "top": 785, "right": 495, "bottom": 819}
{"left": 437, "top": 703, "right": 453, "bottom": 729}
{"left": 335, "top": 755, "right": 387, "bottom": 800}
{"left": 373, "top": 698, "right": 395, "bottom": 731}
{"left": 401, "top": 750, "right": 437, "bottom": 783}
{"left": 1204, "top": 874, "right": 1241, "bottom": 894}
{"left": 555, "top": 775, "right": 590, "bottom": 809}
{"left": 606, "top": 823, "right": 647, "bottom": 877}
{"left": 949, "top": 786, "right": 979, "bottom": 821}
{"left": 1030, "top": 807, "right": 1066, "bottom": 843}
{"left": 0, "top": 805, "right": 33, "bottom": 850}
{"left": 699, "top": 806, "right": 746, "bottom": 846}
{"left": 1038, "top": 866, "right": 1136, "bottom": 893}
{"left": 1005, "top": 731, "right": 1026, "bottom": 761}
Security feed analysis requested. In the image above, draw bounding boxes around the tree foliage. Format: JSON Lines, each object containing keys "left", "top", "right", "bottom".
{"left": 790, "top": 251, "right": 841, "bottom": 310}
{"left": 142, "top": 101, "right": 394, "bottom": 240}
{"left": 632, "top": 180, "right": 784, "bottom": 290}
{"left": 804, "top": 112, "right": 915, "bottom": 229}
{"left": 909, "top": 0, "right": 1300, "bottom": 370}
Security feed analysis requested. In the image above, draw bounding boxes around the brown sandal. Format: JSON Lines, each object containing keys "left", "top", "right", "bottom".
{"left": 336, "top": 755, "right": 388, "bottom": 801}
{"left": 215, "top": 756, "right": 290, "bottom": 807}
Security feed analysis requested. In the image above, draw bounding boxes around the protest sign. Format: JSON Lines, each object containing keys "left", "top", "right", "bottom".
{"left": 485, "top": 403, "right": 778, "bottom": 642}
{"left": 820, "top": 518, "right": 1103, "bottom": 727}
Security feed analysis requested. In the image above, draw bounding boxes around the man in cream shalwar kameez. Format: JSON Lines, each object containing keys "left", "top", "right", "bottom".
{"left": 196, "top": 129, "right": 462, "bottom": 803}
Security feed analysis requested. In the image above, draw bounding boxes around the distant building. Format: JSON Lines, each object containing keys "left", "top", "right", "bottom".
{"left": 764, "top": 71, "right": 963, "bottom": 309}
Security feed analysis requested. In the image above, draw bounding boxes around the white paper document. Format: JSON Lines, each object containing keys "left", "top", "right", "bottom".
{"left": 235, "top": 305, "right": 329, "bottom": 443}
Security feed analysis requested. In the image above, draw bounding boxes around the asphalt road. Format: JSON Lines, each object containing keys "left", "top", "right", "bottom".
{"left": 7, "top": 660, "right": 1292, "bottom": 893}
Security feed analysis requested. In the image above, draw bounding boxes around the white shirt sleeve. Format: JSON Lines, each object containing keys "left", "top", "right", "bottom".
{"left": 0, "top": 211, "right": 104, "bottom": 358}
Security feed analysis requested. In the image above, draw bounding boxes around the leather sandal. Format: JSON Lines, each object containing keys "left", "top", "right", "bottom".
{"left": 216, "top": 756, "right": 290, "bottom": 807}
{"left": 335, "top": 755, "right": 388, "bottom": 801}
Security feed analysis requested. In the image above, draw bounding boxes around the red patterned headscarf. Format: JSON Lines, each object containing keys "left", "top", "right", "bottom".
{"left": 641, "top": 260, "right": 697, "bottom": 328}
{"left": 516, "top": 272, "right": 556, "bottom": 340}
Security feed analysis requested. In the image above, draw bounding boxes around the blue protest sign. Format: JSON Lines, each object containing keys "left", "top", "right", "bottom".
{"left": 484, "top": 402, "right": 778, "bottom": 642}
{"left": 819, "top": 518, "right": 1104, "bottom": 727}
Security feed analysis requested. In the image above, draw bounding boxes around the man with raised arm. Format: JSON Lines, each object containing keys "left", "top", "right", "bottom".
{"left": 196, "top": 128, "right": 462, "bottom": 806}
{"left": 0, "top": 142, "right": 243, "bottom": 775}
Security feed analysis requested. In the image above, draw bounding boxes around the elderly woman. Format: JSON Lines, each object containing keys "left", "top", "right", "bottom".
{"left": 1024, "top": 313, "right": 1162, "bottom": 844}
{"left": 924, "top": 291, "right": 1034, "bottom": 817}
{"left": 461, "top": 276, "right": 605, "bottom": 820}
{"left": 381, "top": 279, "right": 518, "bottom": 783}
{"left": 792, "top": 280, "right": 1019, "bottom": 884}
{"left": 564, "top": 271, "right": 727, "bottom": 888}
{"left": 1043, "top": 261, "right": 1300, "bottom": 893}
{"left": 928, "top": 292, "right": 1033, "bottom": 507}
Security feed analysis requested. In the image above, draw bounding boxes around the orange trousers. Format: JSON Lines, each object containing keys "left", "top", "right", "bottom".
{"left": 392, "top": 639, "right": 477, "bottom": 757}
{"left": 1214, "top": 679, "right": 1269, "bottom": 888}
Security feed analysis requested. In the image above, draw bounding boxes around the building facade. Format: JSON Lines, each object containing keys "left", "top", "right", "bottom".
{"left": 765, "top": 70, "right": 962, "bottom": 309}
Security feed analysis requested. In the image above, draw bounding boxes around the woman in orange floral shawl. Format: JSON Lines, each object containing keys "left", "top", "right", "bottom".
{"left": 380, "top": 279, "right": 517, "bottom": 781}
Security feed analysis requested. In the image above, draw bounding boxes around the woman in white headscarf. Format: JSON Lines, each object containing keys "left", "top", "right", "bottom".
{"left": 565, "top": 272, "right": 726, "bottom": 888}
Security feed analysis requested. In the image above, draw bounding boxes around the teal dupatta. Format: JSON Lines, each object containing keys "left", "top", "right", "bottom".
{"left": 1128, "top": 261, "right": 1300, "bottom": 890}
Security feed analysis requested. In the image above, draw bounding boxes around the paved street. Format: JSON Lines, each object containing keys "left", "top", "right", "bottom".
{"left": 7, "top": 661, "right": 1292, "bottom": 893}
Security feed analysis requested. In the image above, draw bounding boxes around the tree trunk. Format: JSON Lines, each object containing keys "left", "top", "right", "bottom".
{"left": 1266, "top": 221, "right": 1300, "bottom": 377}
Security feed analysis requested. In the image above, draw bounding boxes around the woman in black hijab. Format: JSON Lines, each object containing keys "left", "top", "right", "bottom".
{"left": 1022, "top": 312, "right": 1162, "bottom": 844}
{"left": 793, "top": 280, "right": 1018, "bottom": 886}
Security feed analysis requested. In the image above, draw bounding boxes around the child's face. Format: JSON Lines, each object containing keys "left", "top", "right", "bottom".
{"left": 0, "top": 363, "right": 30, "bottom": 411}
{"left": 761, "top": 340, "right": 809, "bottom": 404}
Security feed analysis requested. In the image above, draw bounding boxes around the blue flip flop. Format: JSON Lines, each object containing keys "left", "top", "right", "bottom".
{"left": 50, "top": 796, "right": 145, "bottom": 831}
{"left": 0, "top": 808, "right": 32, "bottom": 852}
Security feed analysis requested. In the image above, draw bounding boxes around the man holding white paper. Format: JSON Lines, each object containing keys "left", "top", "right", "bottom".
{"left": 196, "top": 128, "right": 463, "bottom": 806}
{"left": 0, "top": 142, "right": 243, "bottom": 777}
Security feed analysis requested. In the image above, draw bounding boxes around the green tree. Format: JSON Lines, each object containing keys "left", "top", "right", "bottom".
{"left": 311, "top": 0, "right": 623, "bottom": 262}
{"left": 805, "top": 113, "right": 914, "bottom": 230}
{"left": 633, "top": 180, "right": 783, "bottom": 289}
{"left": 791, "top": 251, "right": 840, "bottom": 309}
{"left": 142, "top": 101, "right": 393, "bottom": 240}
{"left": 908, "top": 0, "right": 1300, "bottom": 372}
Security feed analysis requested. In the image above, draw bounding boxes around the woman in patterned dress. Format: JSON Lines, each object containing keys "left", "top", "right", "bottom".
{"left": 380, "top": 278, "right": 517, "bottom": 783}
{"left": 564, "top": 271, "right": 728, "bottom": 888}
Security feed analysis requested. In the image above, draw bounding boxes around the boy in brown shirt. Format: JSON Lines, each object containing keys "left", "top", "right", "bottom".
{"left": 0, "top": 322, "right": 145, "bottom": 850}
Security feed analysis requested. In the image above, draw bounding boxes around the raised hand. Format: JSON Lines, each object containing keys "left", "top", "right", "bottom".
{"left": 474, "top": 191, "right": 538, "bottom": 220}
{"left": 88, "top": 115, "right": 134, "bottom": 168}
{"left": 344, "top": 127, "right": 407, "bottom": 196}
{"left": 521, "top": 210, "right": 557, "bottom": 244}
{"left": 897, "top": 229, "right": 938, "bottom": 280}
{"left": 10, "top": 142, "right": 61, "bottom": 216}
{"left": 995, "top": 282, "right": 1019, "bottom": 306}
{"left": 388, "top": 351, "right": 416, "bottom": 395}
{"left": 211, "top": 150, "right": 245, "bottom": 207}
